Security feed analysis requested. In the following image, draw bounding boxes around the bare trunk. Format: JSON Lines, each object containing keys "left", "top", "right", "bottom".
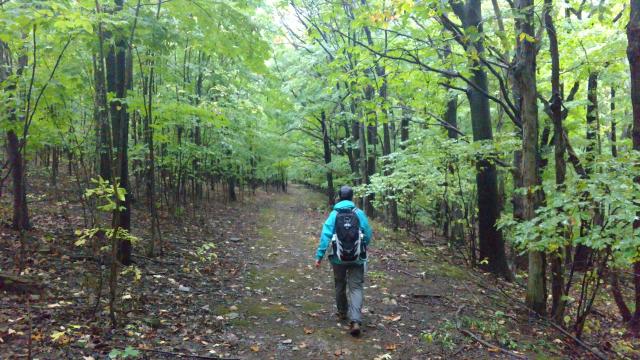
{"left": 7, "top": 130, "right": 29, "bottom": 230}
{"left": 453, "top": 0, "right": 511, "bottom": 279}
{"left": 321, "top": 111, "right": 335, "bottom": 205}
{"left": 0, "top": 41, "right": 29, "bottom": 230}
{"left": 107, "top": 0, "right": 132, "bottom": 265}
{"left": 628, "top": 0, "right": 640, "bottom": 334}
{"left": 515, "top": 0, "right": 545, "bottom": 314}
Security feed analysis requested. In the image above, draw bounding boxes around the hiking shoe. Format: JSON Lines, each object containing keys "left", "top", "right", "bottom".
{"left": 336, "top": 312, "right": 347, "bottom": 321}
{"left": 349, "top": 322, "right": 361, "bottom": 337}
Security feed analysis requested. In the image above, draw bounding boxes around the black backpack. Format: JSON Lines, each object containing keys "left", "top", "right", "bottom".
{"left": 332, "top": 208, "right": 363, "bottom": 262}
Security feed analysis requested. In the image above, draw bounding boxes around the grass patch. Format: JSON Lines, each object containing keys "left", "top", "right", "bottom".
{"left": 316, "top": 326, "right": 344, "bottom": 340}
{"left": 300, "top": 301, "right": 322, "bottom": 312}
{"left": 242, "top": 301, "right": 289, "bottom": 317}
{"left": 431, "top": 262, "right": 467, "bottom": 280}
{"left": 213, "top": 304, "right": 232, "bottom": 316}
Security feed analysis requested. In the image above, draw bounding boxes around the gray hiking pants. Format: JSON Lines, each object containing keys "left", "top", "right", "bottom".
{"left": 332, "top": 262, "right": 365, "bottom": 324}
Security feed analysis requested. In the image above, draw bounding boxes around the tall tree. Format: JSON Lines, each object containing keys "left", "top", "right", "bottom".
{"left": 320, "top": 110, "right": 335, "bottom": 204}
{"left": 106, "top": 0, "right": 132, "bottom": 265}
{"left": 514, "top": 0, "right": 544, "bottom": 314}
{"left": 450, "top": 0, "right": 511, "bottom": 279}
{"left": 627, "top": 0, "right": 640, "bottom": 333}
{"left": 1, "top": 39, "right": 29, "bottom": 230}
{"left": 544, "top": 0, "right": 567, "bottom": 322}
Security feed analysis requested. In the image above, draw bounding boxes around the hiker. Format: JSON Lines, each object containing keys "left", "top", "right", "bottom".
{"left": 314, "top": 185, "right": 373, "bottom": 336}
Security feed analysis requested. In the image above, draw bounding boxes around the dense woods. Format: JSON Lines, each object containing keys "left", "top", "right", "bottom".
{"left": 2, "top": 0, "right": 640, "bottom": 358}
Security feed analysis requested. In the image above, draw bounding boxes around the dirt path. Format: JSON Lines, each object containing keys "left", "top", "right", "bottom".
{"left": 1, "top": 184, "right": 564, "bottom": 359}
{"left": 217, "top": 186, "right": 465, "bottom": 359}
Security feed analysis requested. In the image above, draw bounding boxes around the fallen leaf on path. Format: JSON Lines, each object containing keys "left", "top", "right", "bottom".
{"left": 250, "top": 344, "right": 260, "bottom": 352}
{"left": 51, "top": 331, "right": 71, "bottom": 346}
{"left": 385, "top": 343, "right": 398, "bottom": 351}
{"left": 304, "top": 327, "right": 314, "bottom": 334}
{"left": 334, "top": 348, "right": 352, "bottom": 356}
{"left": 31, "top": 330, "right": 43, "bottom": 342}
{"left": 374, "top": 354, "right": 392, "bottom": 360}
{"left": 383, "top": 315, "right": 401, "bottom": 322}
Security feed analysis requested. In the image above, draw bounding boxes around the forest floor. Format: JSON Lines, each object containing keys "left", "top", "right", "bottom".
{"left": 0, "top": 179, "right": 613, "bottom": 359}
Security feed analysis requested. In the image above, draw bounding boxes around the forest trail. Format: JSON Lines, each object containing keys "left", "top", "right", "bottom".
{"left": 1, "top": 184, "right": 562, "bottom": 359}
{"left": 214, "top": 185, "right": 517, "bottom": 359}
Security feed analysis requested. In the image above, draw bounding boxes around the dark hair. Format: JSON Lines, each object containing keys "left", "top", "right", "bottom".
{"left": 338, "top": 186, "right": 353, "bottom": 201}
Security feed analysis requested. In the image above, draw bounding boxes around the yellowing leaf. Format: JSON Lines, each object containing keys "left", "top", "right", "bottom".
{"left": 383, "top": 315, "right": 401, "bottom": 322}
{"left": 250, "top": 344, "right": 260, "bottom": 352}
{"left": 385, "top": 343, "right": 398, "bottom": 351}
{"left": 51, "top": 331, "right": 71, "bottom": 346}
{"left": 518, "top": 32, "right": 536, "bottom": 43}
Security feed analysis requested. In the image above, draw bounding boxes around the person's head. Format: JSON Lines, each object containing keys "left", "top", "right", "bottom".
{"left": 338, "top": 185, "right": 353, "bottom": 201}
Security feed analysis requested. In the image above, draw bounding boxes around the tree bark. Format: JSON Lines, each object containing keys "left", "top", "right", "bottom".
{"left": 107, "top": 0, "right": 132, "bottom": 265}
{"left": 544, "top": 0, "right": 569, "bottom": 321}
{"left": 452, "top": 0, "right": 511, "bottom": 279}
{"left": 7, "top": 130, "right": 29, "bottom": 230}
{"left": 320, "top": 111, "right": 335, "bottom": 205}
{"left": 515, "top": 0, "right": 545, "bottom": 314}
{"left": 611, "top": 88, "right": 617, "bottom": 157}
{"left": 400, "top": 106, "right": 410, "bottom": 149}
{"left": 0, "top": 40, "right": 30, "bottom": 231}
{"left": 627, "top": 0, "right": 640, "bottom": 334}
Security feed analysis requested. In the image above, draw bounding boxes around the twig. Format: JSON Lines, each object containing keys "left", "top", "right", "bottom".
{"left": 138, "top": 348, "right": 239, "bottom": 359}
{"left": 395, "top": 268, "right": 423, "bottom": 279}
{"left": 454, "top": 303, "right": 466, "bottom": 329}
{"left": 412, "top": 293, "right": 443, "bottom": 298}
{"left": 545, "top": 321, "right": 609, "bottom": 360}
{"left": 131, "top": 253, "right": 175, "bottom": 265}
{"left": 460, "top": 329, "right": 527, "bottom": 359}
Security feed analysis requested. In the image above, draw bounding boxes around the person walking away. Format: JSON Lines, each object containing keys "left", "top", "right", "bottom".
{"left": 314, "top": 186, "right": 373, "bottom": 336}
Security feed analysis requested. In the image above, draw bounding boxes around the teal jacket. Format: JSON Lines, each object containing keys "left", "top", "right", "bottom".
{"left": 316, "top": 200, "right": 373, "bottom": 265}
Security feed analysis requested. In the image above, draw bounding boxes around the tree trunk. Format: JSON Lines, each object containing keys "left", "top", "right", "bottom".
{"left": 0, "top": 41, "right": 30, "bottom": 231}
{"left": 445, "top": 94, "right": 458, "bottom": 140}
{"left": 350, "top": 99, "right": 362, "bottom": 189}
{"left": 228, "top": 176, "right": 237, "bottom": 202}
{"left": 627, "top": 0, "right": 640, "bottom": 334}
{"left": 400, "top": 106, "right": 410, "bottom": 149}
{"left": 611, "top": 88, "right": 617, "bottom": 157}
{"left": 94, "top": 53, "right": 112, "bottom": 181}
{"left": 107, "top": 0, "right": 132, "bottom": 265}
{"left": 574, "top": 73, "right": 599, "bottom": 271}
{"left": 377, "top": 53, "right": 398, "bottom": 229}
{"left": 515, "top": 0, "right": 544, "bottom": 314}
{"left": 544, "top": 0, "right": 569, "bottom": 321}
{"left": 362, "top": 16, "right": 378, "bottom": 218}
{"left": 320, "top": 111, "right": 335, "bottom": 205}
{"left": 358, "top": 118, "right": 368, "bottom": 210}
{"left": 7, "top": 130, "right": 29, "bottom": 230}
{"left": 454, "top": 0, "right": 511, "bottom": 279}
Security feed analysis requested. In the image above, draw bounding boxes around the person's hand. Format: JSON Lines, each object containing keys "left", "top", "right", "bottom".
{"left": 315, "top": 259, "right": 321, "bottom": 268}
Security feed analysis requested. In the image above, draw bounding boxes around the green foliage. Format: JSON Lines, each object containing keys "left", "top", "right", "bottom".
{"left": 195, "top": 242, "right": 218, "bottom": 263}
{"left": 109, "top": 346, "right": 141, "bottom": 359}
{"left": 84, "top": 177, "right": 127, "bottom": 213}
{"left": 76, "top": 177, "right": 139, "bottom": 254}
{"left": 499, "top": 151, "right": 640, "bottom": 266}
